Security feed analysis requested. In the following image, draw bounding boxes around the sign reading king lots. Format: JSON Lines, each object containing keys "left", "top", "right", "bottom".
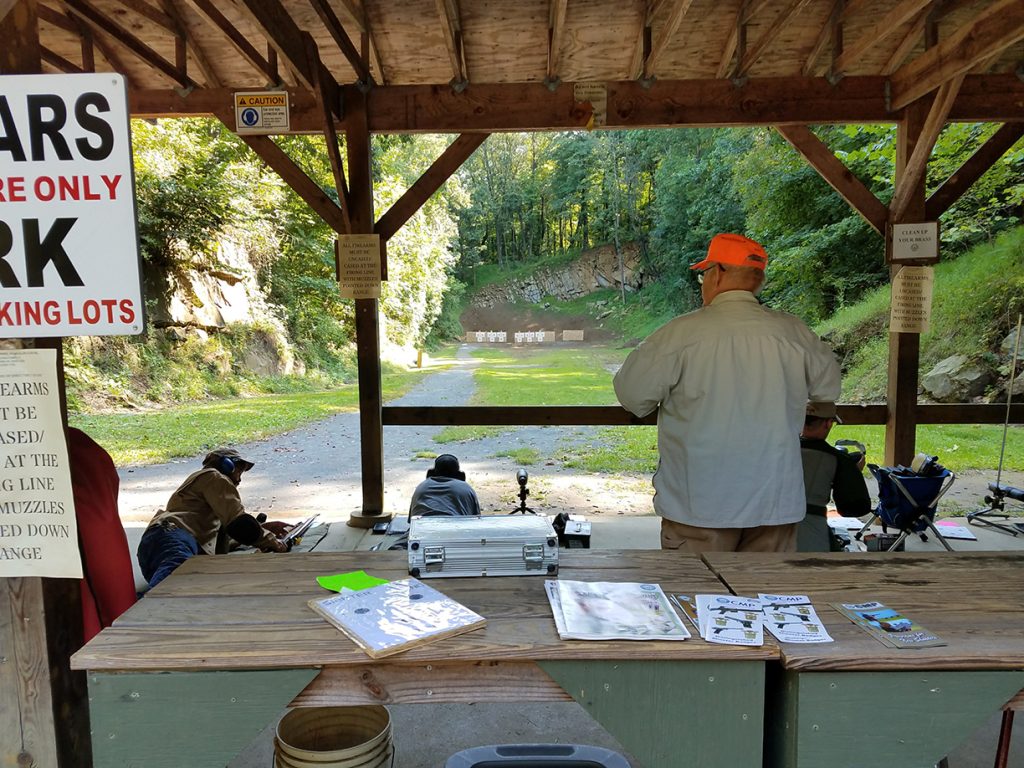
{"left": 0, "top": 74, "right": 143, "bottom": 337}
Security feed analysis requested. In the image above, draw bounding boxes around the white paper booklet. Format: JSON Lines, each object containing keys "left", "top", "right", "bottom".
{"left": 934, "top": 521, "right": 977, "bottom": 540}
{"left": 758, "top": 594, "right": 834, "bottom": 644}
{"left": 695, "top": 595, "right": 764, "bottom": 646}
{"left": 309, "top": 577, "right": 485, "bottom": 658}
{"left": 827, "top": 516, "right": 868, "bottom": 530}
{"left": 547, "top": 580, "right": 690, "bottom": 641}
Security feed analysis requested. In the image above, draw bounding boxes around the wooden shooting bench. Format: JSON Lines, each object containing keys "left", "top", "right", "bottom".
{"left": 704, "top": 551, "right": 1024, "bottom": 768}
{"left": 71, "top": 550, "right": 775, "bottom": 768}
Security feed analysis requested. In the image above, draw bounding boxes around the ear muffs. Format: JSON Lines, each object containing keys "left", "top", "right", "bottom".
{"left": 217, "top": 457, "right": 236, "bottom": 476}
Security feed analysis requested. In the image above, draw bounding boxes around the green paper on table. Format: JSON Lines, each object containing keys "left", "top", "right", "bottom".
{"left": 317, "top": 570, "right": 390, "bottom": 593}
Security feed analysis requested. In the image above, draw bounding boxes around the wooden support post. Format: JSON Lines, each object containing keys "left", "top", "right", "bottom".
{"left": 885, "top": 97, "right": 929, "bottom": 466}
{"left": 345, "top": 90, "right": 387, "bottom": 525}
{"left": 1, "top": 6, "right": 91, "bottom": 768}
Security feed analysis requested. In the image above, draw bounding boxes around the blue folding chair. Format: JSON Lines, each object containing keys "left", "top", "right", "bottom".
{"left": 855, "top": 463, "right": 956, "bottom": 552}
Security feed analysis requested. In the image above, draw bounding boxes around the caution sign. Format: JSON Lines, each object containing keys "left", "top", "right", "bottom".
{"left": 337, "top": 235, "right": 381, "bottom": 299}
{"left": 0, "top": 74, "right": 143, "bottom": 338}
{"left": 234, "top": 91, "right": 290, "bottom": 135}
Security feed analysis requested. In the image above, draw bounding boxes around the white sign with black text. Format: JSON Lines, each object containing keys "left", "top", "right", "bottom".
{"left": 891, "top": 222, "right": 938, "bottom": 262}
{"left": 0, "top": 349, "right": 82, "bottom": 579}
{"left": 0, "top": 74, "right": 143, "bottom": 337}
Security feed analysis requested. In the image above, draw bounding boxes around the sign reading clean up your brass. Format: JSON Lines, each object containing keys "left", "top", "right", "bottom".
{"left": 890, "top": 266, "right": 934, "bottom": 334}
{"left": 891, "top": 222, "right": 938, "bottom": 262}
{"left": 337, "top": 235, "right": 382, "bottom": 299}
{"left": 234, "top": 91, "right": 290, "bottom": 134}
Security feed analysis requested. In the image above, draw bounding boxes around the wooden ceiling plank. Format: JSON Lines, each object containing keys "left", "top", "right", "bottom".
{"left": 304, "top": 31, "right": 352, "bottom": 233}
{"left": 308, "top": 0, "right": 372, "bottom": 85}
{"left": 185, "top": 0, "right": 276, "bottom": 84}
{"left": 716, "top": 0, "right": 774, "bottom": 79}
{"left": 61, "top": 0, "right": 195, "bottom": 87}
{"left": 376, "top": 134, "right": 488, "bottom": 241}
{"left": 36, "top": 3, "right": 76, "bottom": 31}
{"left": 926, "top": 122, "right": 1024, "bottom": 219}
{"left": 159, "top": 0, "right": 220, "bottom": 87}
{"left": 890, "top": 0, "right": 1024, "bottom": 110}
{"left": 737, "top": 0, "right": 815, "bottom": 78}
{"left": 642, "top": 0, "right": 695, "bottom": 80}
{"left": 547, "top": 0, "right": 568, "bottom": 82}
{"left": 832, "top": 0, "right": 932, "bottom": 75}
{"left": 890, "top": 73, "right": 965, "bottom": 220}
{"left": 776, "top": 123, "right": 888, "bottom": 233}
{"left": 236, "top": 0, "right": 322, "bottom": 92}
{"left": 802, "top": 0, "right": 842, "bottom": 77}
{"left": 111, "top": 0, "right": 176, "bottom": 32}
{"left": 215, "top": 108, "right": 349, "bottom": 234}
{"left": 881, "top": 6, "right": 930, "bottom": 76}
{"left": 434, "top": 0, "right": 467, "bottom": 85}
{"left": 41, "top": 44, "right": 83, "bottom": 72}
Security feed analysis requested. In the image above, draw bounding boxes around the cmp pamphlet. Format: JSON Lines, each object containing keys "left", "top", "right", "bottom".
{"left": 546, "top": 580, "right": 690, "bottom": 641}
{"left": 309, "top": 577, "right": 486, "bottom": 658}
{"left": 832, "top": 600, "right": 945, "bottom": 649}
{"left": 759, "top": 594, "right": 834, "bottom": 644}
{"left": 695, "top": 595, "right": 765, "bottom": 646}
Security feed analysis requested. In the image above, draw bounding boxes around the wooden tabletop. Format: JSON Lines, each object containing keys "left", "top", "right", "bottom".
{"left": 71, "top": 550, "right": 777, "bottom": 672}
{"left": 703, "top": 551, "right": 1024, "bottom": 672}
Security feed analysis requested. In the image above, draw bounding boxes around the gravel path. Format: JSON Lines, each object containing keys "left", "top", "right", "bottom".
{"left": 117, "top": 344, "right": 1021, "bottom": 524}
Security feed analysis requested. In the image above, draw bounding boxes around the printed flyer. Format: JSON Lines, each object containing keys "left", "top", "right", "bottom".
{"left": 759, "top": 594, "right": 834, "bottom": 644}
{"left": 832, "top": 600, "right": 945, "bottom": 649}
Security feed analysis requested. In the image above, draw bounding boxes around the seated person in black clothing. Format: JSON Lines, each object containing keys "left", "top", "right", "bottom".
{"left": 798, "top": 402, "right": 872, "bottom": 551}
{"left": 409, "top": 454, "right": 481, "bottom": 518}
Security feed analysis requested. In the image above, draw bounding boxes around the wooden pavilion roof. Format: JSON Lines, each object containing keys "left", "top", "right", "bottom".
{"left": 27, "top": 0, "right": 1024, "bottom": 131}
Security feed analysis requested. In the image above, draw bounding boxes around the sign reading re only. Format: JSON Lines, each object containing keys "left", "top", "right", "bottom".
{"left": 0, "top": 74, "right": 143, "bottom": 337}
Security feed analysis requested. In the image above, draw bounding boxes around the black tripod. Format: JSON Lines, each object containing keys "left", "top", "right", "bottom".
{"left": 510, "top": 469, "right": 537, "bottom": 515}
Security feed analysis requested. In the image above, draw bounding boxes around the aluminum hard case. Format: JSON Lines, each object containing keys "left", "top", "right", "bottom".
{"left": 408, "top": 515, "right": 559, "bottom": 578}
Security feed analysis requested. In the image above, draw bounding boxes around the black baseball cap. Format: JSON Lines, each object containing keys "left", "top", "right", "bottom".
{"left": 427, "top": 454, "right": 465, "bottom": 480}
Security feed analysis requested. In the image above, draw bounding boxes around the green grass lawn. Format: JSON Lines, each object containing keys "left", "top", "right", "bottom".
{"left": 72, "top": 370, "right": 425, "bottom": 466}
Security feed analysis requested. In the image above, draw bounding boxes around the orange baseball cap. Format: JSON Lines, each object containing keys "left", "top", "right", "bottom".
{"left": 690, "top": 233, "right": 768, "bottom": 271}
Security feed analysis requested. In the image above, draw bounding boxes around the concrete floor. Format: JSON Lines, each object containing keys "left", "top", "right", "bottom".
{"left": 123, "top": 517, "right": 1024, "bottom": 767}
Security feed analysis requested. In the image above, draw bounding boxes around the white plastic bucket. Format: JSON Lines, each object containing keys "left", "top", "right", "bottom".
{"left": 275, "top": 706, "right": 393, "bottom": 768}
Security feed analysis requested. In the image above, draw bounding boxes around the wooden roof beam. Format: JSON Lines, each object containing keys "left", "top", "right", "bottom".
{"left": 832, "top": 0, "right": 932, "bottom": 76}
{"left": 160, "top": 0, "right": 221, "bottom": 87}
{"left": 435, "top": 0, "right": 467, "bottom": 87}
{"left": 36, "top": 4, "right": 77, "bottom": 31}
{"left": 41, "top": 44, "right": 83, "bottom": 72}
{"left": 111, "top": 0, "right": 177, "bottom": 33}
{"left": 716, "top": 0, "right": 773, "bottom": 79}
{"left": 926, "top": 122, "right": 1024, "bottom": 219}
{"left": 890, "top": 0, "right": 1024, "bottom": 111}
{"left": 735, "top": 0, "right": 814, "bottom": 79}
{"left": 61, "top": 0, "right": 196, "bottom": 88}
{"left": 890, "top": 73, "right": 965, "bottom": 221}
{"left": 546, "top": 0, "right": 568, "bottom": 83}
{"left": 642, "top": 0, "right": 695, "bottom": 81}
{"left": 309, "top": 0, "right": 373, "bottom": 86}
{"left": 186, "top": 0, "right": 278, "bottom": 85}
{"left": 802, "top": 0, "right": 841, "bottom": 77}
{"left": 376, "top": 134, "right": 488, "bottom": 241}
{"left": 331, "top": 0, "right": 385, "bottom": 84}
{"left": 881, "top": 5, "right": 930, "bottom": 76}
{"left": 304, "top": 32, "right": 351, "bottom": 234}
{"left": 777, "top": 124, "right": 889, "bottom": 233}
{"left": 628, "top": 0, "right": 654, "bottom": 80}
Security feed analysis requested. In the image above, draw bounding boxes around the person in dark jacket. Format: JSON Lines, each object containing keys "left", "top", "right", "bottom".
{"left": 409, "top": 454, "right": 480, "bottom": 518}
{"left": 798, "top": 402, "right": 872, "bottom": 551}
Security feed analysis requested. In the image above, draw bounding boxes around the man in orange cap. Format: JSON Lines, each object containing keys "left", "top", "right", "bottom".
{"left": 613, "top": 233, "right": 841, "bottom": 553}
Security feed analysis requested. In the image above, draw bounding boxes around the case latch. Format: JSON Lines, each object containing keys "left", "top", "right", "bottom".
{"left": 424, "top": 545, "right": 446, "bottom": 567}
{"left": 522, "top": 543, "right": 544, "bottom": 564}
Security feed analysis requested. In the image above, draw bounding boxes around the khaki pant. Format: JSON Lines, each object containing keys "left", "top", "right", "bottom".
{"left": 661, "top": 518, "right": 798, "bottom": 554}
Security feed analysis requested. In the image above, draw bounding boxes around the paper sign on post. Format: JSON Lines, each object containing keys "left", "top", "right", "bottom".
{"left": 890, "top": 266, "right": 934, "bottom": 334}
{"left": 0, "top": 349, "right": 82, "bottom": 579}
{"left": 0, "top": 74, "right": 143, "bottom": 338}
{"left": 573, "top": 83, "right": 607, "bottom": 128}
{"left": 891, "top": 222, "right": 938, "bottom": 263}
{"left": 337, "top": 235, "right": 382, "bottom": 299}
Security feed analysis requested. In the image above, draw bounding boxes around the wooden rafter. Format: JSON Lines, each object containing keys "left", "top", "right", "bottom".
{"left": 376, "top": 134, "right": 489, "bottom": 241}
{"left": 831, "top": 0, "right": 932, "bottom": 76}
{"left": 926, "top": 122, "right": 1024, "bottom": 219}
{"left": 111, "top": 0, "right": 177, "bottom": 33}
{"left": 159, "top": 0, "right": 220, "bottom": 87}
{"left": 332, "top": 0, "right": 384, "bottom": 84}
{"left": 186, "top": 0, "right": 277, "bottom": 83}
{"left": 716, "top": 0, "right": 773, "bottom": 79}
{"left": 628, "top": 0, "right": 654, "bottom": 80}
{"left": 735, "top": 0, "right": 814, "bottom": 79}
{"left": 642, "top": 0, "right": 695, "bottom": 80}
{"left": 776, "top": 124, "right": 888, "bottom": 233}
{"left": 890, "top": 0, "right": 1024, "bottom": 110}
{"left": 35, "top": 4, "right": 76, "bottom": 31}
{"left": 881, "top": 5, "right": 930, "bottom": 76}
{"left": 802, "top": 0, "right": 841, "bottom": 77}
{"left": 61, "top": 0, "right": 195, "bottom": 87}
{"left": 434, "top": 0, "right": 467, "bottom": 85}
{"left": 309, "top": 0, "right": 373, "bottom": 85}
{"left": 41, "top": 44, "right": 83, "bottom": 72}
{"left": 547, "top": 0, "right": 568, "bottom": 82}
{"left": 890, "top": 73, "right": 965, "bottom": 220}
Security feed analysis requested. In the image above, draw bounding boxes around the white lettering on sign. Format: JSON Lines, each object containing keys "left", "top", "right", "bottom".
{"left": 0, "top": 74, "right": 143, "bottom": 338}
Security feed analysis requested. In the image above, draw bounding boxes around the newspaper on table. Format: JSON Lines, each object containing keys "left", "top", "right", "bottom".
{"left": 546, "top": 580, "right": 690, "bottom": 641}
{"left": 831, "top": 600, "right": 945, "bottom": 649}
{"left": 758, "top": 594, "right": 834, "bottom": 644}
{"left": 309, "top": 577, "right": 485, "bottom": 658}
{"left": 695, "top": 595, "right": 764, "bottom": 646}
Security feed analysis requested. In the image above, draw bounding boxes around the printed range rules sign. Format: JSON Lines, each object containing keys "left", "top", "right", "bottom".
{"left": 0, "top": 349, "right": 82, "bottom": 579}
{"left": 0, "top": 73, "right": 143, "bottom": 337}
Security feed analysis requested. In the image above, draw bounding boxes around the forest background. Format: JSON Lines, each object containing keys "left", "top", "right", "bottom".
{"left": 64, "top": 120, "right": 1024, "bottom": 426}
